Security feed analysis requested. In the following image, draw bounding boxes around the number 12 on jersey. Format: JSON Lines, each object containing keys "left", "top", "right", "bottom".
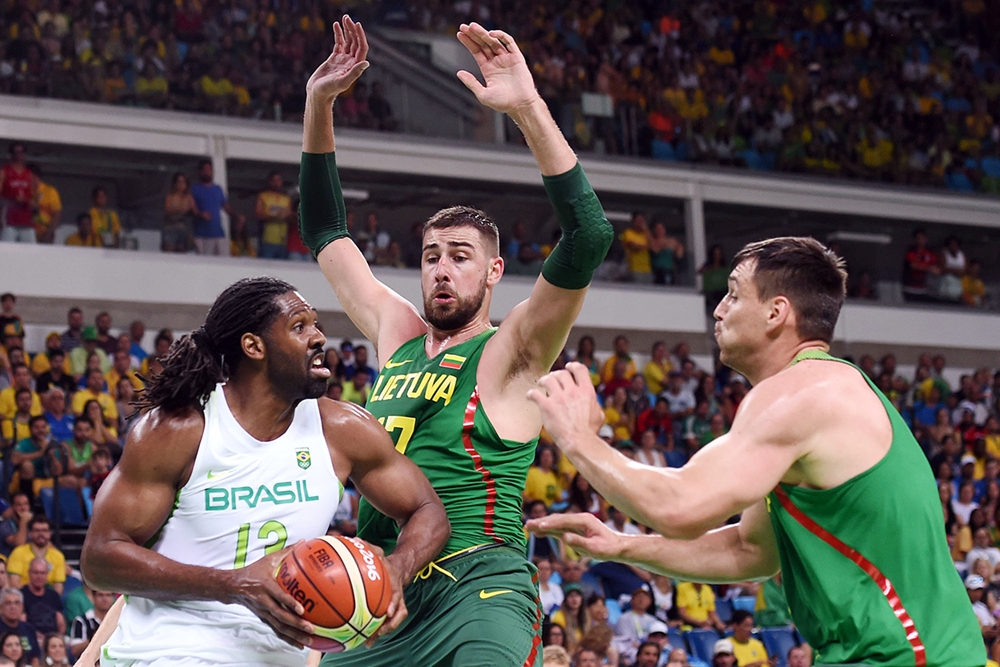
{"left": 234, "top": 520, "right": 288, "bottom": 569}
{"left": 377, "top": 415, "right": 415, "bottom": 455}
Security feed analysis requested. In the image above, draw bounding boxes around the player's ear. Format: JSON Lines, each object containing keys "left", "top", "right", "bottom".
{"left": 241, "top": 332, "right": 265, "bottom": 361}
{"left": 487, "top": 255, "right": 504, "bottom": 286}
{"left": 767, "top": 295, "right": 792, "bottom": 333}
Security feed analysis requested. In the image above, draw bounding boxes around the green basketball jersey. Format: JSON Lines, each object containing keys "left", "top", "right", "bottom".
{"left": 766, "top": 351, "right": 984, "bottom": 667}
{"left": 359, "top": 329, "right": 538, "bottom": 559}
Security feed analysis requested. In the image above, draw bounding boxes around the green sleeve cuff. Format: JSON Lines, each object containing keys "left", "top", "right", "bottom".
{"left": 298, "top": 151, "right": 349, "bottom": 257}
{"left": 541, "top": 163, "right": 614, "bottom": 290}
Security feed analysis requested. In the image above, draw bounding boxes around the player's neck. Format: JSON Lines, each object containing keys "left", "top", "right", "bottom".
{"left": 424, "top": 313, "right": 492, "bottom": 358}
{"left": 744, "top": 339, "right": 830, "bottom": 385}
{"left": 221, "top": 380, "right": 297, "bottom": 443}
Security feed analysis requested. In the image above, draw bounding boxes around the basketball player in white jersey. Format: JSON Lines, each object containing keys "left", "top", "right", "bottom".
{"left": 76, "top": 277, "right": 449, "bottom": 666}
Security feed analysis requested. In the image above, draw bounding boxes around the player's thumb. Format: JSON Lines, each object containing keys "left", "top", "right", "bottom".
{"left": 348, "top": 60, "right": 370, "bottom": 81}
{"left": 456, "top": 70, "right": 487, "bottom": 100}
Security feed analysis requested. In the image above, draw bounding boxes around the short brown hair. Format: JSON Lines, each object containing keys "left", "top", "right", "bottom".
{"left": 423, "top": 206, "right": 500, "bottom": 257}
{"left": 732, "top": 237, "right": 847, "bottom": 343}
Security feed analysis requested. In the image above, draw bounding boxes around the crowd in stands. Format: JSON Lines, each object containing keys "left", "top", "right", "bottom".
{"left": 3, "top": 0, "right": 999, "bottom": 192}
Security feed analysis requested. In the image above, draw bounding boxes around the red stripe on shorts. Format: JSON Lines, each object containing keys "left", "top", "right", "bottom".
{"left": 462, "top": 387, "right": 501, "bottom": 543}
{"left": 521, "top": 573, "right": 543, "bottom": 667}
{"left": 774, "top": 487, "right": 927, "bottom": 666}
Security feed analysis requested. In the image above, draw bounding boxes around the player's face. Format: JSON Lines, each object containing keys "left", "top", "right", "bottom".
{"left": 263, "top": 292, "right": 329, "bottom": 401}
{"left": 421, "top": 226, "right": 500, "bottom": 332}
{"left": 713, "top": 260, "right": 771, "bottom": 371}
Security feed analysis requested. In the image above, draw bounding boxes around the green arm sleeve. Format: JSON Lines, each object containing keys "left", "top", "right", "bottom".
{"left": 298, "top": 152, "right": 349, "bottom": 257}
{"left": 541, "top": 162, "right": 614, "bottom": 290}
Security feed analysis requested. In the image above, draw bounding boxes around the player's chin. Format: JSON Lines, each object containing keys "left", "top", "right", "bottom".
{"left": 304, "top": 378, "right": 329, "bottom": 399}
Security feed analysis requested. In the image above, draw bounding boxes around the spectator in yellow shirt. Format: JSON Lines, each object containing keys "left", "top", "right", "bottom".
{"left": 643, "top": 341, "right": 672, "bottom": 395}
{"left": 65, "top": 213, "right": 101, "bottom": 247}
{"left": 70, "top": 369, "right": 118, "bottom": 422}
{"left": 962, "top": 260, "right": 986, "bottom": 307}
{"left": 524, "top": 445, "right": 562, "bottom": 508}
{"left": 88, "top": 186, "right": 121, "bottom": 248}
{"left": 7, "top": 516, "right": 66, "bottom": 593}
{"left": 0, "top": 364, "right": 42, "bottom": 419}
{"left": 730, "top": 610, "right": 770, "bottom": 667}
{"left": 106, "top": 350, "right": 144, "bottom": 400}
{"left": 30, "top": 165, "right": 61, "bottom": 244}
{"left": 676, "top": 581, "right": 725, "bottom": 631}
{"left": 255, "top": 171, "right": 293, "bottom": 259}
{"left": 135, "top": 60, "right": 169, "bottom": 107}
{"left": 199, "top": 62, "right": 234, "bottom": 113}
{"left": 621, "top": 213, "right": 653, "bottom": 283}
{"left": 1, "top": 388, "right": 34, "bottom": 443}
{"left": 601, "top": 335, "right": 637, "bottom": 385}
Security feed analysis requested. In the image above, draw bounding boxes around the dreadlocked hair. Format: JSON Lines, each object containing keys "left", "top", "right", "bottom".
{"left": 136, "top": 277, "right": 296, "bottom": 412}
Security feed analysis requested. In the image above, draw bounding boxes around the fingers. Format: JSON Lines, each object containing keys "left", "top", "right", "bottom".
{"left": 462, "top": 22, "right": 506, "bottom": 57}
{"left": 350, "top": 15, "right": 369, "bottom": 62}
{"left": 332, "top": 21, "right": 344, "bottom": 54}
{"left": 259, "top": 596, "right": 316, "bottom": 648}
{"left": 526, "top": 512, "right": 595, "bottom": 536}
{"left": 564, "top": 362, "right": 592, "bottom": 388}
{"left": 341, "top": 15, "right": 355, "bottom": 54}
{"left": 456, "top": 29, "right": 490, "bottom": 68}
{"left": 537, "top": 370, "right": 569, "bottom": 395}
{"left": 489, "top": 29, "right": 519, "bottom": 55}
{"left": 366, "top": 596, "right": 407, "bottom": 648}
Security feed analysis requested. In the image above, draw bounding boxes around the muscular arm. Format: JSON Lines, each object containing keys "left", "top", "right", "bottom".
{"left": 529, "top": 364, "right": 806, "bottom": 540}
{"left": 528, "top": 501, "right": 779, "bottom": 585}
{"left": 321, "top": 399, "right": 449, "bottom": 583}
{"left": 302, "top": 18, "right": 425, "bottom": 358}
{"left": 460, "top": 24, "right": 610, "bottom": 380}
{"left": 80, "top": 408, "right": 314, "bottom": 647}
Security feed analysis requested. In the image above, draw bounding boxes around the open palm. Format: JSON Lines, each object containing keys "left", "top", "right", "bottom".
{"left": 456, "top": 23, "right": 540, "bottom": 115}
{"left": 306, "top": 15, "right": 370, "bottom": 101}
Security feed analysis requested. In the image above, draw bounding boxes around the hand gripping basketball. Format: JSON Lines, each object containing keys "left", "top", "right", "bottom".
{"left": 274, "top": 536, "right": 405, "bottom": 651}
{"left": 229, "top": 542, "right": 317, "bottom": 649}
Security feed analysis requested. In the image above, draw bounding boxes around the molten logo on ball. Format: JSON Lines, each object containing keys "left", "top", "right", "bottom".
{"left": 277, "top": 562, "right": 316, "bottom": 614}
{"left": 275, "top": 536, "right": 393, "bottom": 653}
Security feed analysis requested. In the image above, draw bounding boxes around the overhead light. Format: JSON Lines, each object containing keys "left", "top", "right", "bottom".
{"left": 604, "top": 211, "right": 632, "bottom": 222}
{"left": 342, "top": 188, "right": 370, "bottom": 201}
{"left": 827, "top": 231, "right": 892, "bottom": 245}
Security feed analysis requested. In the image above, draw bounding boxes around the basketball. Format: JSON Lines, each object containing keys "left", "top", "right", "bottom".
{"left": 275, "top": 536, "right": 393, "bottom": 652}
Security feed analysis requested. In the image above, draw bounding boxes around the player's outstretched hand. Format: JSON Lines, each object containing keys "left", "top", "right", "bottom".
{"left": 526, "top": 512, "right": 624, "bottom": 561}
{"left": 455, "top": 22, "right": 540, "bottom": 115}
{"left": 306, "top": 15, "right": 370, "bottom": 101}
{"left": 228, "top": 542, "right": 316, "bottom": 649}
{"left": 527, "top": 362, "right": 606, "bottom": 451}
{"left": 364, "top": 541, "right": 408, "bottom": 648}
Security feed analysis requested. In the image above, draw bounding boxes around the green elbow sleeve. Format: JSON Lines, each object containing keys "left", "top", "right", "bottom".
{"left": 541, "top": 163, "right": 614, "bottom": 290}
{"left": 298, "top": 152, "right": 349, "bottom": 256}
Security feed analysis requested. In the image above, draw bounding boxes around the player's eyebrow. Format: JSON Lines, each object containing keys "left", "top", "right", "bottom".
{"left": 423, "top": 240, "right": 476, "bottom": 251}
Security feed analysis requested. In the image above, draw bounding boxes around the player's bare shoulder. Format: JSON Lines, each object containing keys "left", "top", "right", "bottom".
{"left": 316, "top": 397, "right": 398, "bottom": 480}
{"left": 120, "top": 405, "right": 206, "bottom": 485}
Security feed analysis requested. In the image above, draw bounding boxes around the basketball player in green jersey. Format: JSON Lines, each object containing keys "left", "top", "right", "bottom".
{"left": 529, "top": 238, "right": 985, "bottom": 667}
{"left": 73, "top": 278, "right": 448, "bottom": 667}
{"left": 298, "top": 16, "right": 612, "bottom": 667}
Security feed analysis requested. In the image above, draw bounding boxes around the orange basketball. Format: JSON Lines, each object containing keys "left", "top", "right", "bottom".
{"left": 275, "top": 536, "right": 393, "bottom": 652}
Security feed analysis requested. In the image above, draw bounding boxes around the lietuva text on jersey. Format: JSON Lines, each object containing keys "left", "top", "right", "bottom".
{"left": 368, "top": 371, "right": 458, "bottom": 406}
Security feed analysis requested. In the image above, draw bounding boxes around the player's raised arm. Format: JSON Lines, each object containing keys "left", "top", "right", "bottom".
{"left": 299, "top": 16, "right": 424, "bottom": 358}
{"left": 456, "top": 23, "right": 613, "bottom": 370}
{"left": 80, "top": 410, "right": 316, "bottom": 649}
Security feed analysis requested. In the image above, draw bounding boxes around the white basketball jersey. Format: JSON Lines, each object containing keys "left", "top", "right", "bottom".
{"left": 103, "top": 385, "right": 342, "bottom": 667}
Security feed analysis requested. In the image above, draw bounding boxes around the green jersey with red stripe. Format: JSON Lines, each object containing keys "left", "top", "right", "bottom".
{"left": 767, "top": 351, "right": 983, "bottom": 667}
{"left": 358, "top": 328, "right": 537, "bottom": 559}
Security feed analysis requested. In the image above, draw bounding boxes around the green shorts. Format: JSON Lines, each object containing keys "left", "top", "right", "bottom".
{"left": 320, "top": 544, "right": 542, "bottom": 667}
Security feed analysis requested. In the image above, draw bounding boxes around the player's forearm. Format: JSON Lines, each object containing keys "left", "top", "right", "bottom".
{"left": 72, "top": 596, "right": 124, "bottom": 667}
{"left": 616, "top": 527, "right": 774, "bottom": 584}
{"left": 385, "top": 497, "right": 450, "bottom": 582}
{"left": 560, "top": 432, "right": 697, "bottom": 537}
{"left": 508, "top": 97, "right": 577, "bottom": 176}
{"left": 303, "top": 93, "right": 335, "bottom": 154}
{"left": 81, "top": 539, "right": 243, "bottom": 604}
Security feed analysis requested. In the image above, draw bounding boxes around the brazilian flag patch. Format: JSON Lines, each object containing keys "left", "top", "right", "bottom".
{"left": 296, "top": 448, "right": 311, "bottom": 470}
{"left": 439, "top": 353, "right": 466, "bottom": 370}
